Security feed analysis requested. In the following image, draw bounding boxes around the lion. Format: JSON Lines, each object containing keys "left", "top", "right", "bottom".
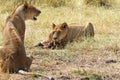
{"left": 0, "top": 2, "right": 41, "bottom": 73}
{"left": 35, "top": 22, "right": 94, "bottom": 49}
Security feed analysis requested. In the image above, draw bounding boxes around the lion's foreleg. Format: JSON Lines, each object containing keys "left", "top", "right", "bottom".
{"left": 25, "top": 56, "right": 33, "bottom": 71}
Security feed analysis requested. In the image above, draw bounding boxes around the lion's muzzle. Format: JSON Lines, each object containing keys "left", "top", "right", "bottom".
{"left": 33, "top": 10, "right": 41, "bottom": 20}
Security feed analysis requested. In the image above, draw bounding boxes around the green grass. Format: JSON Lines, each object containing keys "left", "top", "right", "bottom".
{"left": 0, "top": 0, "right": 120, "bottom": 79}
{"left": 72, "top": 69, "right": 103, "bottom": 79}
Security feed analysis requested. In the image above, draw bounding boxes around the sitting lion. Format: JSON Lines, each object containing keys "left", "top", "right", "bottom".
{"left": 35, "top": 22, "right": 94, "bottom": 49}
{"left": 0, "top": 2, "right": 41, "bottom": 73}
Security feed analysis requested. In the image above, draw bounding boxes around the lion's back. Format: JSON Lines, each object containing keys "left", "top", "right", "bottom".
{"left": 65, "top": 23, "right": 94, "bottom": 41}
{"left": 65, "top": 25, "right": 85, "bottom": 41}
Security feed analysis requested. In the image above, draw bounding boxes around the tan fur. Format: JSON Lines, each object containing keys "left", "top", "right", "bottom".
{"left": 0, "top": 2, "right": 40, "bottom": 73}
{"left": 49, "top": 22, "right": 94, "bottom": 47}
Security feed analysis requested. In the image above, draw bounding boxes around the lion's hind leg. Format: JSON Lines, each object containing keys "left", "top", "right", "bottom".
{"left": 0, "top": 46, "right": 7, "bottom": 60}
{"left": 84, "top": 22, "right": 94, "bottom": 37}
{"left": 0, "top": 46, "right": 9, "bottom": 72}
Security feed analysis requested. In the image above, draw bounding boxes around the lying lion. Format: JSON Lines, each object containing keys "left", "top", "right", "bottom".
{"left": 0, "top": 2, "right": 41, "bottom": 73}
{"left": 35, "top": 22, "right": 94, "bottom": 49}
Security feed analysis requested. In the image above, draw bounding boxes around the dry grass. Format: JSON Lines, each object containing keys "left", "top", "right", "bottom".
{"left": 0, "top": 0, "right": 120, "bottom": 80}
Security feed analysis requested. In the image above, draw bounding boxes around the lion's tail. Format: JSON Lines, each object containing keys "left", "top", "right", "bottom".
{"left": 84, "top": 22, "right": 94, "bottom": 37}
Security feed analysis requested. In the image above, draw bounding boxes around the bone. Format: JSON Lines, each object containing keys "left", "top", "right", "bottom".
{"left": 19, "top": 70, "right": 55, "bottom": 80}
{"left": 34, "top": 40, "right": 63, "bottom": 49}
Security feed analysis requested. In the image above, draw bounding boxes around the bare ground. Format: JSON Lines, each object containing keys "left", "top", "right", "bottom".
{"left": 1, "top": 45, "right": 120, "bottom": 80}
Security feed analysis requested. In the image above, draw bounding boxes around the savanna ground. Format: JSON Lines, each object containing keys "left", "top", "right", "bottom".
{"left": 0, "top": 0, "right": 120, "bottom": 80}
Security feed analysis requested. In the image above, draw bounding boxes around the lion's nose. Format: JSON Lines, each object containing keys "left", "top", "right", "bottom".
{"left": 38, "top": 10, "right": 41, "bottom": 14}
{"left": 53, "top": 37, "right": 57, "bottom": 40}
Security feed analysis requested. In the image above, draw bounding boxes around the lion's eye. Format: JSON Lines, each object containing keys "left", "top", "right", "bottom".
{"left": 63, "top": 25, "right": 66, "bottom": 28}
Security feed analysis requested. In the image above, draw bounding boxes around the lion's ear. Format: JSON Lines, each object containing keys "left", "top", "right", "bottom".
{"left": 29, "top": 1, "right": 32, "bottom": 5}
{"left": 24, "top": 1, "right": 29, "bottom": 9}
{"left": 52, "top": 23, "right": 56, "bottom": 29}
{"left": 62, "top": 22, "right": 68, "bottom": 29}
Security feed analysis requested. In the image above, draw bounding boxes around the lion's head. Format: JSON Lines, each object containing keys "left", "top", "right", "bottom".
{"left": 49, "top": 22, "right": 69, "bottom": 42}
{"left": 13, "top": 2, "right": 41, "bottom": 20}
